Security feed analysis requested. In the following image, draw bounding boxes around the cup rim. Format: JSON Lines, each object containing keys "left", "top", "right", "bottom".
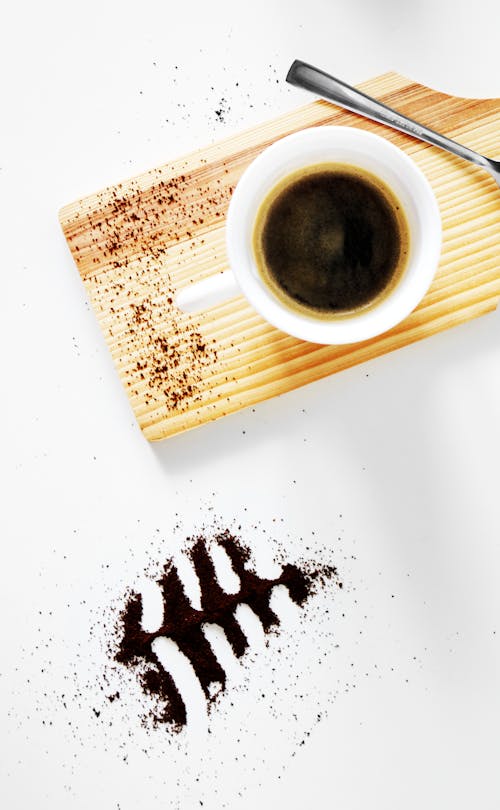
{"left": 226, "top": 126, "right": 442, "bottom": 345}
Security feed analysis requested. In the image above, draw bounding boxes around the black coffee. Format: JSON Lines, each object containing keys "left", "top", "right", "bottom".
{"left": 253, "top": 164, "right": 409, "bottom": 318}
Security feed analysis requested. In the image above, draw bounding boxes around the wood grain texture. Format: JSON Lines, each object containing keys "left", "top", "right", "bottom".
{"left": 59, "top": 73, "right": 500, "bottom": 441}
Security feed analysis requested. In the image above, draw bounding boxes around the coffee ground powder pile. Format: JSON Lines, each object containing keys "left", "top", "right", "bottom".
{"left": 113, "top": 529, "right": 339, "bottom": 730}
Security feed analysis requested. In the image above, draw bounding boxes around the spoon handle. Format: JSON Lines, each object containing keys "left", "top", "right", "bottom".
{"left": 286, "top": 60, "right": 490, "bottom": 171}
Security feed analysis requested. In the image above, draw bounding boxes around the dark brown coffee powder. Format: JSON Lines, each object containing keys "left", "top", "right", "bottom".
{"left": 114, "top": 529, "right": 340, "bottom": 730}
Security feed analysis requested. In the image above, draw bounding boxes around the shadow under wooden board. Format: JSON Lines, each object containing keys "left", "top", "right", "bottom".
{"left": 59, "top": 72, "right": 500, "bottom": 441}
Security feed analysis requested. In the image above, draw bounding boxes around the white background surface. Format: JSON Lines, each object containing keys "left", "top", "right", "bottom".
{"left": 2, "top": 1, "right": 500, "bottom": 808}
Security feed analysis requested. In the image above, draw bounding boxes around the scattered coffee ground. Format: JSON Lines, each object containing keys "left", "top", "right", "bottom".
{"left": 214, "top": 97, "right": 230, "bottom": 123}
{"left": 64, "top": 164, "right": 232, "bottom": 412}
{"left": 114, "top": 529, "right": 340, "bottom": 730}
{"left": 63, "top": 64, "right": 287, "bottom": 422}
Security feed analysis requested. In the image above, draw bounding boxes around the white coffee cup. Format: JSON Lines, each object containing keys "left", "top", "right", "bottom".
{"left": 176, "top": 126, "right": 442, "bottom": 344}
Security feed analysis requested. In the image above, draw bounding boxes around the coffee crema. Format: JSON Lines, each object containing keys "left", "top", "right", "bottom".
{"left": 252, "top": 163, "right": 410, "bottom": 320}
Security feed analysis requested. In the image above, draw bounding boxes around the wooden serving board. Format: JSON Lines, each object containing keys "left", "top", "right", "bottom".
{"left": 60, "top": 73, "right": 500, "bottom": 441}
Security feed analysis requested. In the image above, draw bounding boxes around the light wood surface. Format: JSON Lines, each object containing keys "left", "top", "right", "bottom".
{"left": 59, "top": 73, "right": 500, "bottom": 441}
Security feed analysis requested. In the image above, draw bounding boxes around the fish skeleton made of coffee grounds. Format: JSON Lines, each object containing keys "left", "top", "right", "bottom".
{"left": 114, "top": 529, "right": 340, "bottom": 730}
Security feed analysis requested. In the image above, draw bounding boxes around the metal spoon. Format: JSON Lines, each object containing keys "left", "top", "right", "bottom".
{"left": 286, "top": 60, "right": 500, "bottom": 189}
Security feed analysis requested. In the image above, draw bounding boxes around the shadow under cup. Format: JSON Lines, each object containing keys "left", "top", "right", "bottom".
{"left": 226, "top": 126, "right": 442, "bottom": 345}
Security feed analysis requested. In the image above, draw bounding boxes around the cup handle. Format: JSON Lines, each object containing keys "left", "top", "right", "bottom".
{"left": 175, "top": 270, "right": 241, "bottom": 313}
